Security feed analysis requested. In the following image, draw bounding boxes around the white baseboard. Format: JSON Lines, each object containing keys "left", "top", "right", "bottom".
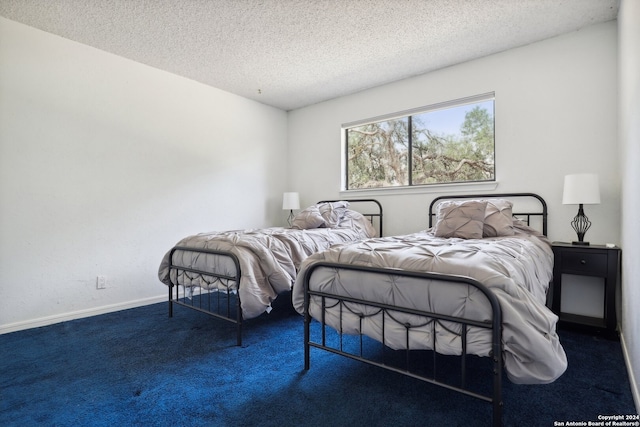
{"left": 0, "top": 295, "right": 167, "bottom": 335}
{"left": 620, "top": 331, "right": 640, "bottom": 414}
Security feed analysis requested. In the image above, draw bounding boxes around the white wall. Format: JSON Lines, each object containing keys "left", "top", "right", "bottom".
{"left": 0, "top": 18, "right": 288, "bottom": 332}
{"left": 288, "top": 21, "right": 620, "bottom": 245}
{"left": 618, "top": 0, "right": 640, "bottom": 412}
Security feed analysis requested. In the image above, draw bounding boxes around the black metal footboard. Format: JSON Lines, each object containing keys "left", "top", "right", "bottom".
{"left": 168, "top": 246, "right": 243, "bottom": 346}
{"left": 302, "top": 262, "right": 504, "bottom": 427}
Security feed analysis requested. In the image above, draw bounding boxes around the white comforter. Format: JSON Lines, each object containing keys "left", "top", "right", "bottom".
{"left": 158, "top": 209, "right": 376, "bottom": 319}
{"left": 292, "top": 223, "right": 567, "bottom": 385}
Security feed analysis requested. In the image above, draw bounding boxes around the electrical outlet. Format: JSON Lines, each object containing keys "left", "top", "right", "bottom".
{"left": 96, "top": 275, "right": 107, "bottom": 290}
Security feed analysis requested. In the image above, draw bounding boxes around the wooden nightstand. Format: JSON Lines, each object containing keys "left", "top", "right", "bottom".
{"left": 551, "top": 243, "right": 621, "bottom": 339}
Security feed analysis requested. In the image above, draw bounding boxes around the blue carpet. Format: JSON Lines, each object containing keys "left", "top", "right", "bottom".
{"left": 0, "top": 297, "right": 636, "bottom": 426}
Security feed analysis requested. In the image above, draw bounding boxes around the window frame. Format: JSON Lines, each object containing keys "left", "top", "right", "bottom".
{"left": 341, "top": 92, "right": 496, "bottom": 193}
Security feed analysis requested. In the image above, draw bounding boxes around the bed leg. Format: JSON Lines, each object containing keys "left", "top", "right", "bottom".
{"left": 304, "top": 314, "right": 310, "bottom": 370}
{"left": 168, "top": 285, "right": 173, "bottom": 318}
{"left": 492, "top": 366, "right": 503, "bottom": 427}
{"left": 492, "top": 329, "right": 504, "bottom": 426}
{"left": 236, "top": 293, "right": 243, "bottom": 347}
{"left": 493, "top": 400, "right": 503, "bottom": 427}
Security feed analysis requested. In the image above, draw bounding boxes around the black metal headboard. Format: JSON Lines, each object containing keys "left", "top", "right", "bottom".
{"left": 318, "top": 199, "right": 383, "bottom": 237}
{"left": 428, "top": 193, "right": 548, "bottom": 236}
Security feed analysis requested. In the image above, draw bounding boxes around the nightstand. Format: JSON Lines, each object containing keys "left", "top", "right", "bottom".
{"left": 551, "top": 243, "right": 621, "bottom": 339}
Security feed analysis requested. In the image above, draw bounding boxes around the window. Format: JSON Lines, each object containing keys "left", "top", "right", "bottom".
{"left": 344, "top": 93, "right": 495, "bottom": 190}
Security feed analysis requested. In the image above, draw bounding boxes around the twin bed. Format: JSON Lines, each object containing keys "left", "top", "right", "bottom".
{"left": 158, "top": 199, "right": 383, "bottom": 345}
{"left": 292, "top": 193, "right": 566, "bottom": 426}
{"left": 158, "top": 193, "right": 566, "bottom": 426}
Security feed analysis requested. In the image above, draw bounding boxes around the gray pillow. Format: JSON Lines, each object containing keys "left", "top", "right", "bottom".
{"left": 291, "top": 201, "right": 350, "bottom": 229}
{"left": 434, "top": 200, "right": 487, "bottom": 239}
{"left": 318, "top": 201, "right": 350, "bottom": 228}
{"left": 291, "top": 206, "right": 325, "bottom": 229}
{"left": 483, "top": 199, "right": 515, "bottom": 237}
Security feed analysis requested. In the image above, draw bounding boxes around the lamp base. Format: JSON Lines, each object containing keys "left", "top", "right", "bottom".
{"left": 570, "top": 204, "right": 592, "bottom": 247}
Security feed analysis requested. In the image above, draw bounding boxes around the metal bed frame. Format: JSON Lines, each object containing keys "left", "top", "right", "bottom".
{"left": 429, "top": 192, "right": 547, "bottom": 235}
{"left": 167, "top": 199, "right": 383, "bottom": 346}
{"left": 301, "top": 193, "right": 548, "bottom": 427}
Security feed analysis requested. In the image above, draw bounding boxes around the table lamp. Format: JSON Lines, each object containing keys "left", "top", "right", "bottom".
{"left": 562, "top": 173, "right": 600, "bottom": 245}
{"left": 282, "top": 192, "right": 300, "bottom": 227}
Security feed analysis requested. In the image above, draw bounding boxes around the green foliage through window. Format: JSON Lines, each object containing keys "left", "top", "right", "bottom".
{"left": 345, "top": 94, "right": 495, "bottom": 190}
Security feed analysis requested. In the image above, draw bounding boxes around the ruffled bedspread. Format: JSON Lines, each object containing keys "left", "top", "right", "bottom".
{"left": 292, "top": 223, "right": 567, "bottom": 385}
{"left": 158, "top": 209, "right": 376, "bottom": 319}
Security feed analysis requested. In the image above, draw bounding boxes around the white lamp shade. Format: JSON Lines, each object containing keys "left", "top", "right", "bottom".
{"left": 562, "top": 174, "right": 601, "bottom": 205}
{"left": 282, "top": 192, "right": 300, "bottom": 210}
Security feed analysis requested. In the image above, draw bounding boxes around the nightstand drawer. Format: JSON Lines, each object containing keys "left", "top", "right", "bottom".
{"left": 561, "top": 251, "right": 608, "bottom": 276}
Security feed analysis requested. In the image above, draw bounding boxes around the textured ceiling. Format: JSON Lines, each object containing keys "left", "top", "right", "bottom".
{"left": 0, "top": 0, "right": 619, "bottom": 111}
